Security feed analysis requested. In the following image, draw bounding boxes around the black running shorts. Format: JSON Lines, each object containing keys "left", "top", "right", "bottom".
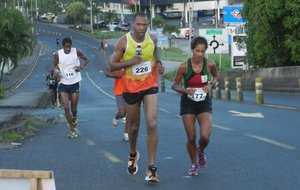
{"left": 58, "top": 82, "right": 80, "bottom": 94}
{"left": 123, "top": 87, "right": 159, "bottom": 105}
{"left": 180, "top": 94, "right": 212, "bottom": 115}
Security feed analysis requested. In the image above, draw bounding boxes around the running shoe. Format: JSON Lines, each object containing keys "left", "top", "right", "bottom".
{"left": 127, "top": 151, "right": 139, "bottom": 175}
{"left": 72, "top": 117, "right": 78, "bottom": 125}
{"left": 188, "top": 164, "right": 198, "bottom": 176}
{"left": 198, "top": 151, "right": 207, "bottom": 168}
{"left": 67, "top": 129, "right": 78, "bottom": 138}
{"left": 112, "top": 118, "right": 120, "bottom": 128}
{"left": 123, "top": 133, "right": 129, "bottom": 142}
{"left": 121, "top": 116, "right": 126, "bottom": 123}
{"left": 145, "top": 165, "right": 159, "bottom": 183}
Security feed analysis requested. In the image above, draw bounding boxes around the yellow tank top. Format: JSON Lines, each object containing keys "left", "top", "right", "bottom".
{"left": 121, "top": 32, "right": 159, "bottom": 93}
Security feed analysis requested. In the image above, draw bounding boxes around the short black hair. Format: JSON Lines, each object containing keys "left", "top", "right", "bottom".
{"left": 190, "top": 36, "right": 208, "bottom": 50}
{"left": 133, "top": 12, "right": 148, "bottom": 21}
{"left": 62, "top": 37, "right": 72, "bottom": 46}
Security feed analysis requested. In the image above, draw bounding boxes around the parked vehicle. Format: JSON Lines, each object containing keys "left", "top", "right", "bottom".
{"left": 108, "top": 22, "right": 118, "bottom": 31}
{"left": 115, "top": 22, "right": 130, "bottom": 32}
{"left": 93, "top": 21, "right": 107, "bottom": 29}
{"left": 40, "top": 12, "right": 55, "bottom": 22}
{"left": 171, "top": 28, "right": 195, "bottom": 39}
{"left": 159, "top": 11, "right": 182, "bottom": 19}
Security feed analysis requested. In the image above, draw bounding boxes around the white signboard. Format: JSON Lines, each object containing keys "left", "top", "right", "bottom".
{"left": 199, "top": 29, "right": 229, "bottom": 54}
{"left": 231, "top": 34, "right": 247, "bottom": 69}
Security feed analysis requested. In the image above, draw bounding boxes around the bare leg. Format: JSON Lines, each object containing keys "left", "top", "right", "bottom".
{"left": 126, "top": 101, "right": 141, "bottom": 154}
{"left": 197, "top": 113, "right": 212, "bottom": 152}
{"left": 70, "top": 92, "right": 79, "bottom": 119}
{"left": 182, "top": 114, "right": 197, "bottom": 164}
{"left": 60, "top": 92, "right": 74, "bottom": 130}
{"left": 143, "top": 94, "right": 158, "bottom": 166}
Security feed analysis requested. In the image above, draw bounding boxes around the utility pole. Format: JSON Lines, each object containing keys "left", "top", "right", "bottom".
{"left": 188, "top": 0, "right": 194, "bottom": 52}
{"left": 89, "top": 0, "right": 94, "bottom": 34}
{"left": 35, "top": 0, "right": 38, "bottom": 20}
{"left": 150, "top": 0, "right": 152, "bottom": 30}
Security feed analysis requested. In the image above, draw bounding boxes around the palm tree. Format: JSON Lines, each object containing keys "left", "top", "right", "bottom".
{"left": 0, "top": 8, "right": 34, "bottom": 86}
{"left": 162, "top": 23, "right": 180, "bottom": 48}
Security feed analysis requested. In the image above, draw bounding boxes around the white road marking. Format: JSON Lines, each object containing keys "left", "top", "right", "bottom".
{"left": 229, "top": 110, "right": 264, "bottom": 118}
{"left": 245, "top": 133, "right": 296, "bottom": 150}
{"left": 158, "top": 108, "right": 171, "bottom": 114}
{"left": 213, "top": 124, "right": 234, "bottom": 131}
{"left": 101, "top": 151, "right": 122, "bottom": 163}
{"left": 86, "top": 72, "right": 114, "bottom": 99}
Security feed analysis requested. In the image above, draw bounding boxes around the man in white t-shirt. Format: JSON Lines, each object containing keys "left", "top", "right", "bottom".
{"left": 53, "top": 37, "right": 89, "bottom": 138}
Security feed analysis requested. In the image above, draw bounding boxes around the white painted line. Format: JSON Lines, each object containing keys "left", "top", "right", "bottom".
{"left": 101, "top": 151, "right": 122, "bottom": 163}
{"left": 86, "top": 72, "right": 115, "bottom": 99}
{"left": 245, "top": 133, "right": 296, "bottom": 150}
{"left": 213, "top": 124, "right": 234, "bottom": 131}
{"left": 264, "top": 104, "right": 299, "bottom": 111}
{"left": 175, "top": 114, "right": 181, "bottom": 118}
{"left": 86, "top": 139, "right": 96, "bottom": 146}
{"left": 158, "top": 108, "right": 171, "bottom": 114}
{"left": 15, "top": 42, "right": 43, "bottom": 89}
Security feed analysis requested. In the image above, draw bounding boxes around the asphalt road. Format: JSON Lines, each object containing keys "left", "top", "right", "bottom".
{"left": 0, "top": 23, "right": 299, "bottom": 190}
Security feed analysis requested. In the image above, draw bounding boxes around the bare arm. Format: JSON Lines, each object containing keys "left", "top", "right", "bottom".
{"left": 150, "top": 34, "right": 165, "bottom": 74}
{"left": 53, "top": 52, "right": 62, "bottom": 80}
{"left": 207, "top": 60, "right": 219, "bottom": 86}
{"left": 171, "top": 62, "right": 195, "bottom": 95}
{"left": 105, "top": 64, "right": 123, "bottom": 78}
{"left": 76, "top": 48, "right": 89, "bottom": 71}
{"left": 109, "top": 36, "right": 142, "bottom": 71}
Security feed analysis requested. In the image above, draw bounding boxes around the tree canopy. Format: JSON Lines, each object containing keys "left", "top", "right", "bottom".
{"left": 0, "top": 8, "right": 33, "bottom": 64}
{"left": 0, "top": 8, "right": 34, "bottom": 85}
{"left": 66, "top": 1, "right": 87, "bottom": 25}
{"left": 243, "top": 0, "right": 300, "bottom": 67}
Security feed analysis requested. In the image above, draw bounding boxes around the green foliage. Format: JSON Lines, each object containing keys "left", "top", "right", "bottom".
{"left": 162, "top": 24, "right": 180, "bottom": 48}
{"left": 66, "top": 1, "right": 87, "bottom": 25}
{"left": 162, "top": 23, "right": 179, "bottom": 37}
{"left": 159, "top": 47, "right": 188, "bottom": 62}
{"left": 0, "top": 116, "right": 40, "bottom": 142}
{"left": 0, "top": 8, "right": 33, "bottom": 85}
{"left": 0, "top": 87, "right": 5, "bottom": 97}
{"left": 207, "top": 54, "right": 231, "bottom": 71}
{"left": 243, "top": 0, "right": 300, "bottom": 67}
{"left": 0, "top": 0, "right": 14, "bottom": 9}
{"left": 0, "top": 8, "right": 33, "bottom": 64}
{"left": 101, "top": 10, "right": 119, "bottom": 23}
{"left": 152, "top": 15, "right": 165, "bottom": 29}
{"left": 39, "top": 0, "right": 62, "bottom": 15}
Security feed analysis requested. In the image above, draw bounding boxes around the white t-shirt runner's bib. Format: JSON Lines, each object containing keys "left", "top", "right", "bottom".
{"left": 132, "top": 61, "right": 151, "bottom": 75}
{"left": 187, "top": 88, "right": 207, "bottom": 102}
{"left": 63, "top": 67, "right": 76, "bottom": 79}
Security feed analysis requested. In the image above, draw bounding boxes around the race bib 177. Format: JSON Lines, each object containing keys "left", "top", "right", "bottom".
{"left": 187, "top": 88, "right": 207, "bottom": 102}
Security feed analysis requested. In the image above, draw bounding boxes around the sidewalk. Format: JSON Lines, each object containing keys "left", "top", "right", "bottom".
{"left": 0, "top": 41, "right": 49, "bottom": 128}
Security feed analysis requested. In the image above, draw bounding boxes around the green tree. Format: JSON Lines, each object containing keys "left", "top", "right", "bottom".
{"left": 39, "top": 0, "right": 63, "bottom": 16}
{"left": 0, "top": 8, "right": 33, "bottom": 85}
{"left": 0, "top": 0, "right": 14, "bottom": 9}
{"left": 243, "top": 0, "right": 300, "bottom": 67}
{"left": 152, "top": 15, "right": 165, "bottom": 29}
{"left": 283, "top": 1, "right": 300, "bottom": 63}
{"left": 102, "top": 10, "right": 119, "bottom": 23}
{"left": 162, "top": 23, "right": 179, "bottom": 48}
{"left": 66, "top": 1, "right": 87, "bottom": 26}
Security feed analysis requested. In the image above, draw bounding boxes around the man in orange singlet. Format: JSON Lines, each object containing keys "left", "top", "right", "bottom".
{"left": 105, "top": 57, "right": 129, "bottom": 141}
